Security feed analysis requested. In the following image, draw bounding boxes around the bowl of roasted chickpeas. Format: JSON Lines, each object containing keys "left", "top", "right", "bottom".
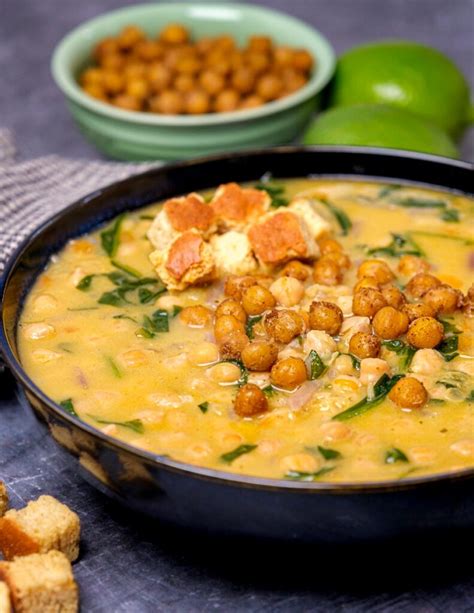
{"left": 51, "top": 3, "right": 335, "bottom": 160}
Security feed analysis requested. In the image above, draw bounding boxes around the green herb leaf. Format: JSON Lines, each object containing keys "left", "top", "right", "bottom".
{"left": 390, "top": 197, "right": 447, "bottom": 209}
{"left": 316, "top": 446, "right": 342, "bottom": 460}
{"left": 246, "top": 315, "right": 263, "bottom": 339}
{"left": 98, "top": 289, "right": 128, "bottom": 307}
{"left": 139, "top": 214, "right": 155, "bottom": 220}
{"left": 59, "top": 398, "right": 77, "bottom": 416}
{"left": 100, "top": 213, "right": 125, "bottom": 257}
{"left": 319, "top": 199, "right": 352, "bottom": 235}
{"left": 378, "top": 184, "right": 402, "bottom": 198}
{"left": 198, "top": 401, "right": 209, "bottom": 414}
{"left": 306, "top": 349, "right": 326, "bottom": 380}
{"left": 437, "top": 335, "right": 459, "bottom": 361}
{"left": 285, "top": 467, "right": 335, "bottom": 481}
{"left": 151, "top": 309, "right": 169, "bottom": 332}
{"left": 439, "top": 318, "right": 462, "bottom": 335}
{"left": 112, "top": 314, "right": 138, "bottom": 323}
{"left": 171, "top": 305, "right": 183, "bottom": 317}
{"left": 221, "top": 444, "right": 257, "bottom": 464}
{"left": 106, "top": 356, "right": 122, "bottom": 379}
{"left": 88, "top": 415, "right": 144, "bottom": 434}
{"left": 255, "top": 181, "right": 289, "bottom": 207}
{"left": 332, "top": 373, "right": 403, "bottom": 421}
{"left": 382, "top": 340, "right": 416, "bottom": 372}
{"left": 441, "top": 209, "right": 460, "bottom": 223}
{"left": 367, "top": 233, "right": 425, "bottom": 258}
{"left": 111, "top": 260, "right": 142, "bottom": 278}
{"left": 385, "top": 447, "right": 409, "bottom": 464}
{"left": 262, "top": 385, "right": 277, "bottom": 397}
{"left": 222, "top": 359, "right": 248, "bottom": 386}
{"left": 76, "top": 274, "right": 96, "bottom": 291}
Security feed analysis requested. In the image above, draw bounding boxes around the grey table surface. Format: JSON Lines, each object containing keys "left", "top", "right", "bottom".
{"left": 1, "top": 1, "right": 474, "bottom": 611}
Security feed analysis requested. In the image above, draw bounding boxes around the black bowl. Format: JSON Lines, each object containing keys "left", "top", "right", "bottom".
{"left": 1, "top": 146, "right": 473, "bottom": 543}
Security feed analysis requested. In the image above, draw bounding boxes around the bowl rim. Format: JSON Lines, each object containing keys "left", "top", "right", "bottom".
{"left": 51, "top": 1, "right": 336, "bottom": 127}
{"left": 2, "top": 145, "right": 474, "bottom": 494}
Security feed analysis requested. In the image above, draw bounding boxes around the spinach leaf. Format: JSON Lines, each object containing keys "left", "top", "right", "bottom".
{"left": 67, "top": 307, "right": 98, "bottom": 312}
{"left": 381, "top": 340, "right": 416, "bottom": 371}
{"left": 306, "top": 349, "right": 326, "bottom": 379}
{"left": 59, "top": 398, "right": 77, "bottom": 417}
{"left": 262, "top": 385, "right": 277, "bottom": 397}
{"left": 332, "top": 374, "right": 403, "bottom": 421}
{"left": 385, "top": 447, "right": 409, "bottom": 464}
{"left": 316, "top": 446, "right": 342, "bottom": 460}
{"left": 319, "top": 199, "right": 352, "bottom": 235}
{"left": 100, "top": 213, "right": 125, "bottom": 257}
{"left": 136, "top": 310, "right": 169, "bottom": 337}
{"left": 466, "top": 390, "right": 474, "bottom": 403}
{"left": 255, "top": 181, "right": 289, "bottom": 207}
{"left": 88, "top": 415, "right": 144, "bottom": 434}
{"left": 138, "top": 287, "right": 166, "bottom": 304}
{"left": 198, "top": 401, "right": 209, "bottom": 414}
{"left": 437, "top": 335, "right": 459, "bottom": 361}
{"left": 98, "top": 289, "right": 129, "bottom": 307}
{"left": 221, "top": 444, "right": 257, "bottom": 464}
{"left": 285, "top": 467, "right": 335, "bottom": 481}
{"left": 378, "top": 184, "right": 402, "bottom": 198}
{"left": 441, "top": 209, "right": 460, "bottom": 223}
{"left": 171, "top": 305, "right": 183, "bottom": 317}
{"left": 76, "top": 274, "right": 96, "bottom": 291}
{"left": 390, "top": 197, "right": 447, "bottom": 209}
{"left": 106, "top": 356, "right": 122, "bottom": 379}
{"left": 111, "top": 259, "right": 142, "bottom": 278}
{"left": 246, "top": 315, "right": 263, "bottom": 339}
{"left": 439, "top": 318, "right": 461, "bottom": 335}
{"left": 113, "top": 314, "right": 138, "bottom": 323}
{"left": 367, "top": 233, "right": 425, "bottom": 258}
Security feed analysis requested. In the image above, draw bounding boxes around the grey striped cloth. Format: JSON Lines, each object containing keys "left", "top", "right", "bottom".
{"left": 0, "top": 128, "right": 158, "bottom": 274}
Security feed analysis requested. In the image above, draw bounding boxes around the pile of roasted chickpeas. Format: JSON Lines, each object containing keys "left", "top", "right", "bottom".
{"left": 79, "top": 24, "right": 314, "bottom": 114}
{"left": 177, "top": 237, "right": 472, "bottom": 420}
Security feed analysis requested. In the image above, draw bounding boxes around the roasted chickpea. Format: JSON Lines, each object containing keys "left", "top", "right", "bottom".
{"left": 93, "top": 37, "right": 120, "bottom": 61}
{"left": 323, "top": 251, "right": 351, "bottom": 270}
{"left": 248, "top": 35, "right": 273, "bottom": 54}
{"left": 353, "top": 276, "right": 380, "bottom": 293}
{"left": 381, "top": 285, "right": 406, "bottom": 309}
{"left": 422, "top": 284, "right": 462, "bottom": 315}
{"left": 264, "top": 309, "right": 305, "bottom": 344}
{"left": 406, "top": 317, "right": 444, "bottom": 349}
{"left": 160, "top": 23, "right": 189, "bottom": 45}
{"left": 349, "top": 332, "right": 381, "bottom": 359}
{"left": 218, "top": 330, "right": 249, "bottom": 360}
{"left": 214, "top": 314, "right": 245, "bottom": 343}
{"left": 357, "top": 259, "right": 394, "bottom": 285}
{"left": 113, "top": 94, "right": 142, "bottom": 111}
{"left": 125, "top": 78, "right": 150, "bottom": 100}
{"left": 84, "top": 84, "right": 108, "bottom": 102}
{"left": 388, "top": 377, "right": 428, "bottom": 409}
{"left": 117, "top": 25, "right": 145, "bottom": 50}
{"left": 240, "top": 95, "right": 264, "bottom": 109}
{"left": 174, "top": 74, "right": 195, "bottom": 94}
{"left": 147, "top": 63, "right": 173, "bottom": 92}
{"left": 179, "top": 305, "right": 213, "bottom": 327}
{"left": 281, "top": 260, "right": 309, "bottom": 281}
{"left": 224, "top": 275, "right": 258, "bottom": 300}
{"left": 214, "top": 89, "right": 240, "bottom": 112}
{"left": 405, "top": 273, "right": 441, "bottom": 298}
{"left": 185, "top": 89, "right": 210, "bottom": 114}
{"left": 292, "top": 49, "right": 313, "bottom": 72}
{"left": 397, "top": 255, "right": 430, "bottom": 277}
{"left": 313, "top": 256, "right": 343, "bottom": 286}
{"left": 242, "top": 285, "right": 276, "bottom": 316}
{"left": 215, "top": 299, "right": 246, "bottom": 323}
{"left": 309, "top": 301, "right": 344, "bottom": 336}
{"left": 270, "top": 357, "right": 307, "bottom": 390}
{"left": 234, "top": 383, "right": 268, "bottom": 417}
{"left": 281, "top": 68, "right": 307, "bottom": 94}
{"left": 317, "top": 236, "right": 343, "bottom": 254}
{"left": 199, "top": 69, "right": 225, "bottom": 95}
{"left": 352, "top": 288, "right": 387, "bottom": 318}
{"left": 231, "top": 67, "right": 256, "bottom": 94}
{"left": 256, "top": 74, "right": 283, "bottom": 101}
{"left": 102, "top": 70, "right": 125, "bottom": 95}
{"left": 149, "top": 90, "right": 184, "bottom": 114}
{"left": 462, "top": 284, "right": 474, "bottom": 317}
{"left": 244, "top": 51, "right": 270, "bottom": 74}
{"left": 80, "top": 67, "right": 104, "bottom": 87}
{"left": 401, "top": 302, "right": 435, "bottom": 322}
{"left": 241, "top": 341, "right": 279, "bottom": 371}
{"left": 372, "top": 306, "right": 409, "bottom": 339}
{"left": 123, "top": 62, "right": 148, "bottom": 80}
{"left": 101, "top": 53, "right": 125, "bottom": 71}
{"left": 134, "top": 40, "right": 162, "bottom": 62}
{"left": 274, "top": 46, "right": 294, "bottom": 67}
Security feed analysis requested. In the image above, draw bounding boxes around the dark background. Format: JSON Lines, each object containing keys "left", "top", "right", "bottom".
{"left": 1, "top": 1, "right": 474, "bottom": 611}
{"left": 1, "top": 0, "right": 473, "bottom": 161}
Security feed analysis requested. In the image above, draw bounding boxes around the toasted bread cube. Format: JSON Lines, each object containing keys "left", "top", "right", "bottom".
{"left": 0, "top": 582, "right": 11, "bottom": 613}
{"left": 289, "top": 198, "right": 331, "bottom": 238}
{"left": 0, "top": 495, "right": 80, "bottom": 562}
{"left": 248, "top": 210, "right": 318, "bottom": 267}
{"left": 0, "top": 484, "right": 7, "bottom": 518}
{"left": 150, "top": 230, "right": 215, "bottom": 291}
{"left": 147, "top": 192, "right": 216, "bottom": 249}
{"left": 210, "top": 183, "right": 270, "bottom": 229}
{"left": 211, "top": 231, "right": 257, "bottom": 275}
{"left": 0, "top": 551, "right": 78, "bottom": 613}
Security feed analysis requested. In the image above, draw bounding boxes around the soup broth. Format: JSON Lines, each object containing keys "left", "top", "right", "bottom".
{"left": 18, "top": 179, "right": 474, "bottom": 482}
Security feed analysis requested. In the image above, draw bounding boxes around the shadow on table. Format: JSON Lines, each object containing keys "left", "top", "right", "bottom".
{"left": 102, "top": 500, "right": 473, "bottom": 597}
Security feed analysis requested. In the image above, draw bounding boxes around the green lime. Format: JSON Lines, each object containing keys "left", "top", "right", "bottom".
{"left": 328, "top": 41, "right": 472, "bottom": 139}
{"left": 303, "top": 105, "right": 458, "bottom": 158}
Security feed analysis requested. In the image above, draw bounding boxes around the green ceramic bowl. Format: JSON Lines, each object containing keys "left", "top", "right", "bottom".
{"left": 51, "top": 2, "right": 335, "bottom": 160}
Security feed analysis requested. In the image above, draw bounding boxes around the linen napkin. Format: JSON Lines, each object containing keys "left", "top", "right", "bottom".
{"left": 0, "top": 128, "right": 158, "bottom": 274}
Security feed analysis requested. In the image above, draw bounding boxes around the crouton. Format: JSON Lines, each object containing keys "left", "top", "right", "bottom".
{"left": 147, "top": 192, "right": 216, "bottom": 249}
{"left": 211, "top": 231, "right": 257, "bottom": 275}
{"left": 248, "top": 211, "right": 318, "bottom": 267}
{"left": 0, "top": 495, "right": 80, "bottom": 562}
{"left": 0, "top": 484, "right": 7, "bottom": 518}
{"left": 210, "top": 183, "right": 270, "bottom": 229}
{"left": 0, "top": 582, "right": 11, "bottom": 613}
{"left": 289, "top": 198, "right": 331, "bottom": 238}
{"left": 0, "top": 551, "right": 78, "bottom": 613}
{"left": 150, "top": 230, "right": 215, "bottom": 291}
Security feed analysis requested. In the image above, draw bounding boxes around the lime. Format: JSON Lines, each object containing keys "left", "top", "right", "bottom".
{"left": 303, "top": 104, "right": 458, "bottom": 158}
{"left": 328, "top": 41, "right": 472, "bottom": 139}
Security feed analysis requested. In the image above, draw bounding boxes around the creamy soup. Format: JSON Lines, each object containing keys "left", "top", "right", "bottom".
{"left": 18, "top": 179, "right": 474, "bottom": 482}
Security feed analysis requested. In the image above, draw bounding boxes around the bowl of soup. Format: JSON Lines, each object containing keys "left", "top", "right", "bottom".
{"left": 1, "top": 147, "right": 473, "bottom": 543}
